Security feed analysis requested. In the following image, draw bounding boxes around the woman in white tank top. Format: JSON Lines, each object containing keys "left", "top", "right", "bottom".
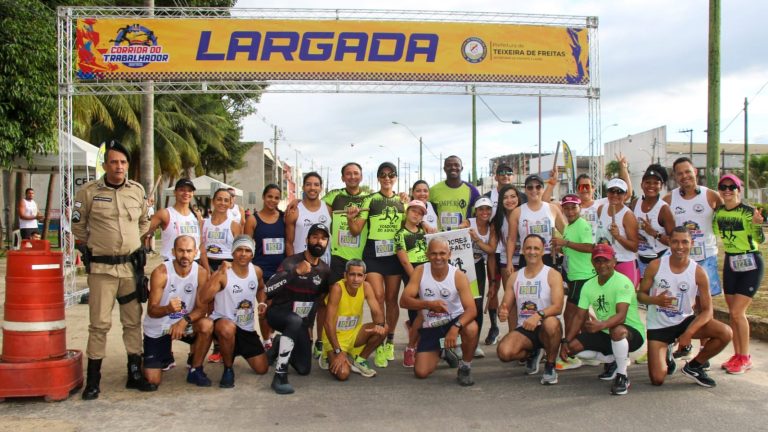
{"left": 597, "top": 179, "right": 639, "bottom": 286}
{"left": 201, "top": 188, "right": 242, "bottom": 272}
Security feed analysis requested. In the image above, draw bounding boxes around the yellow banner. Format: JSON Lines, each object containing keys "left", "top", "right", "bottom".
{"left": 76, "top": 18, "right": 589, "bottom": 85}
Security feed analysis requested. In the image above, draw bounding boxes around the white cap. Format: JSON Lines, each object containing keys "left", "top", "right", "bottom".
{"left": 474, "top": 197, "right": 493, "bottom": 209}
{"left": 606, "top": 178, "right": 628, "bottom": 192}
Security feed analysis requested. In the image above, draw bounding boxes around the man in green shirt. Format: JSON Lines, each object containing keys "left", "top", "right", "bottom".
{"left": 429, "top": 155, "right": 480, "bottom": 231}
{"left": 561, "top": 244, "right": 645, "bottom": 396}
{"left": 551, "top": 194, "right": 595, "bottom": 371}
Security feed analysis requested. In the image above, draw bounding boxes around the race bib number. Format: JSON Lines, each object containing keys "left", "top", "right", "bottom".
{"left": 689, "top": 230, "right": 706, "bottom": 261}
{"left": 336, "top": 315, "right": 359, "bottom": 331}
{"left": 440, "top": 212, "right": 461, "bottom": 228}
{"left": 292, "top": 301, "right": 314, "bottom": 318}
{"left": 655, "top": 289, "right": 682, "bottom": 314}
{"left": 263, "top": 238, "right": 284, "bottom": 255}
{"left": 338, "top": 230, "right": 360, "bottom": 248}
{"left": 374, "top": 240, "right": 394, "bottom": 257}
{"left": 729, "top": 253, "right": 757, "bottom": 272}
{"left": 424, "top": 311, "right": 450, "bottom": 328}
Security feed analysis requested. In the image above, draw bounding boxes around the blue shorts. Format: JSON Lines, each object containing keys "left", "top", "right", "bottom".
{"left": 697, "top": 256, "right": 722, "bottom": 296}
{"left": 417, "top": 317, "right": 460, "bottom": 353}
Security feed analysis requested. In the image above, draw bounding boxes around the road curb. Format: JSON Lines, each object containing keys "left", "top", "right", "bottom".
{"left": 714, "top": 307, "right": 768, "bottom": 342}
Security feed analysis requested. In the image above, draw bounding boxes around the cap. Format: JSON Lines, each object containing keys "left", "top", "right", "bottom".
{"left": 642, "top": 164, "right": 668, "bottom": 183}
{"left": 377, "top": 162, "right": 397, "bottom": 176}
{"left": 231, "top": 235, "right": 255, "bottom": 254}
{"left": 407, "top": 200, "right": 427, "bottom": 214}
{"left": 560, "top": 194, "right": 581, "bottom": 206}
{"left": 474, "top": 197, "right": 493, "bottom": 209}
{"left": 308, "top": 222, "right": 330, "bottom": 238}
{"left": 103, "top": 140, "right": 131, "bottom": 164}
{"left": 495, "top": 164, "right": 513, "bottom": 174}
{"left": 524, "top": 174, "right": 544, "bottom": 186}
{"left": 174, "top": 178, "right": 196, "bottom": 191}
{"left": 592, "top": 243, "right": 615, "bottom": 260}
{"left": 718, "top": 174, "right": 742, "bottom": 189}
{"left": 606, "top": 178, "right": 628, "bottom": 192}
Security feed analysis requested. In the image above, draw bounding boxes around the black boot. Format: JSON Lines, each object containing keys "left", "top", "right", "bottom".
{"left": 126, "top": 354, "right": 158, "bottom": 392}
{"left": 82, "top": 358, "right": 102, "bottom": 400}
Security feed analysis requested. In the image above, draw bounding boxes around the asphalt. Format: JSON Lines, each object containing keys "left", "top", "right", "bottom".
{"left": 1, "top": 251, "right": 767, "bottom": 431}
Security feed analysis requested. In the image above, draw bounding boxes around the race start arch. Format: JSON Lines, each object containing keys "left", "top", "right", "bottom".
{"left": 58, "top": 7, "right": 602, "bottom": 303}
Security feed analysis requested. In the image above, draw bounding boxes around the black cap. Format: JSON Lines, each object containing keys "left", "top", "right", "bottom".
{"left": 308, "top": 223, "right": 330, "bottom": 238}
{"left": 377, "top": 162, "right": 397, "bottom": 176}
{"left": 174, "top": 178, "right": 196, "bottom": 191}
{"left": 524, "top": 174, "right": 544, "bottom": 186}
{"left": 642, "top": 164, "right": 668, "bottom": 183}
{"left": 496, "top": 164, "right": 513, "bottom": 174}
{"left": 104, "top": 140, "right": 130, "bottom": 164}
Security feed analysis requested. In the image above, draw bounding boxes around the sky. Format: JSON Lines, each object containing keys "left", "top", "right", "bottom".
{"left": 232, "top": 0, "right": 768, "bottom": 190}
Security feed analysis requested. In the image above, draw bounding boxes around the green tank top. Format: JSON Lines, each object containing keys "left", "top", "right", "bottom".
{"left": 323, "top": 188, "right": 369, "bottom": 260}
{"left": 360, "top": 192, "right": 404, "bottom": 241}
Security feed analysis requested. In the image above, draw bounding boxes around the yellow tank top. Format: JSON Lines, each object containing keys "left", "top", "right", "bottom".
{"left": 322, "top": 279, "right": 365, "bottom": 353}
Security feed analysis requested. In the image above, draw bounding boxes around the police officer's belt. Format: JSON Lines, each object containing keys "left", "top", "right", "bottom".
{"left": 90, "top": 255, "right": 132, "bottom": 265}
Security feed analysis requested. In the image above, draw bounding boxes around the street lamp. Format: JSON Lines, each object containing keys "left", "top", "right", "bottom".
{"left": 392, "top": 121, "right": 423, "bottom": 180}
{"left": 378, "top": 145, "right": 401, "bottom": 192}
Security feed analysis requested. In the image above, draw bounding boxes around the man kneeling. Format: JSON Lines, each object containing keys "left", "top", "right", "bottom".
{"left": 498, "top": 234, "right": 564, "bottom": 385}
{"left": 143, "top": 235, "right": 212, "bottom": 388}
{"left": 322, "top": 259, "right": 387, "bottom": 380}
{"left": 400, "top": 238, "right": 479, "bottom": 386}
{"left": 638, "top": 227, "right": 732, "bottom": 387}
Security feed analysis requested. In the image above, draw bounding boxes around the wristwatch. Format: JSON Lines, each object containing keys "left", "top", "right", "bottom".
{"left": 333, "top": 347, "right": 342, "bottom": 355}
{"left": 537, "top": 310, "right": 546, "bottom": 319}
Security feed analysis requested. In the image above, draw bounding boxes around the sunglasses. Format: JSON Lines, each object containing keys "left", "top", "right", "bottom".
{"left": 607, "top": 188, "right": 625, "bottom": 194}
{"left": 718, "top": 184, "right": 739, "bottom": 191}
{"left": 525, "top": 184, "right": 543, "bottom": 191}
{"left": 496, "top": 171, "right": 513, "bottom": 176}
{"left": 378, "top": 172, "right": 397, "bottom": 179}
{"left": 577, "top": 184, "right": 591, "bottom": 192}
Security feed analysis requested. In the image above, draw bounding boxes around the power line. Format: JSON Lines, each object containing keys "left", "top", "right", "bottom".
{"left": 721, "top": 78, "right": 768, "bottom": 133}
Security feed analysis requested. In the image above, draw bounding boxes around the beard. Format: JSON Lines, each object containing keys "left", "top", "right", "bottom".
{"left": 308, "top": 243, "right": 326, "bottom": 257}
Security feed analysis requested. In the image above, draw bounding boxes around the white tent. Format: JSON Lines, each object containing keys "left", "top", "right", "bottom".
{"left": 11, "top": 130, "right": 98, "bottom": 171}
{"left": 163, "top": 175, "right": 243, "bottom": 197}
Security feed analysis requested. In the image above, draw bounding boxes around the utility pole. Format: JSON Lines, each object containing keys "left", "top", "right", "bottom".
{"left": 679, "top": 129, "right": 694, "bottom": 161}
{"left": 706, "top": 0, "right": 721, "bottom": 188}
{"left": 471, "top": 88, "right": 477, "bottom": 185}
{"left": 273, "top": 125, "right": 278, "bottom": 188}
{"left": 744, "top": 97, "right": 749, "bottom": 198}
{"left": 140, "top": 0, "right": 154, "bottom": 194}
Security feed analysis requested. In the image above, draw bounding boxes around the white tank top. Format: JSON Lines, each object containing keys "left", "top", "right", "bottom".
{"left": 597, "top": 204, "right": 636, "bottom": 262}
{"left": 495, "top": 217, "right": 519, "bottom": 266}
{"left": 210, "top": 264, "right": 258, "bottom": 331}
{"left": 202, "top": 216, "right": 234, "bottom": 260}
{"left": 292, "top": 201, "right": 331, "bottom": 264}
{"left": 424, "top": 202, "right": 438, "bottom": 229}
{"left": 489, "top": 188, "right": 500, "bottom": 218}
{"left": 646, "top": 256, "right": 699, "bottom": 330}
{"left": 143, "top": 261, "right": 199, "bottom": 338}
{"left": 633, "top": 198, "right": 668, "bottom": 258}
{"left": 670, "top": 187, "right": 717, "bottom": 261}
{"left": 513, "top": 265, "right": 554, "bottom": 327}
{"left": 518, "top": 202, "right": 555, "bottom": 254}
{"left": 419, "top": 263, "right": 464, "bottom": 328}
{"left": 20, "top": 199, "right": 38, "bottom": 229}
{"left": 161, "top": 207, "right": 201, "bottom": 261}
{"left": 580, "top": 197, "right": 606, "bottom": 242}
{"left": 228, "top": 203, "right": 242, "bottom": 223}
{"left": 469, "top": 218, "right": 490, "bottom": 263}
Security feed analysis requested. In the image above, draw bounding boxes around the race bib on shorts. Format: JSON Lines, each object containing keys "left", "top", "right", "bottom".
{"left": 292, "top": 301, "right": 314, "bottom": 318}
{"left": 374, "top": 239, "right": 394, "bottom": 257}
{"left": 729, "top": 253, "right": 757, "bottom": 272}
{"left": 263, "top": 238, "right": 284, "bottom": 255}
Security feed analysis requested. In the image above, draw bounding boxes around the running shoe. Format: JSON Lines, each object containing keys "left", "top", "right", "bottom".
{"left": 186, "top": 367, "right": 212, "bottom": 387}
{"left": 312, "top": 340, "right": 323, "bottom": 360}
{"left": 721, "top": 354, "right": 739, "bottom": 370}
{"left": 581, "top": 359, "right": 602, "bottom": 367}
{"left": 635, "top": 352, "right": 648, "bottom": 364}
{"left": 673, "top": 344, "right": 693, "bottom": 360}
{"left": 682, "top": 362, "right": 716, "bottom": 387}
{"left": 271, "top": 373, "right": 294, "bottom": 395}
{"left": 219, "top": 367, "right": 235, "bottom": 389}
{"left": 161, "top": 360, "right": 176, "bottom": 372}
{"left": 598, "top": 361, "right": 618, "bottom": 381}
{"left": 610, "top": 373, "right": 630, "bottom": 395}
{"left": 474, "top": 347, "right": 486, "bottom": 358}
{"left": 385, "top": 341, "right": 395, "bottom": 361}
{"left": 726, "top": 355, "right": 752, "bottom": 375}
{"left": 443, "top": 348, "right": 460, "bottom": 369}
{"left": 525, "top": 348, "right": 544, "bottom": 375}
{"left": 207, "top": 352, "right": 222, "bottom": 363}
{"left": 484, "top": 326, "right": 500, "bottom": 345}
{"left": 374, "top": 345, "right": 389, "bottom": 368}
{"left": 349, "top": 355, "right": 377, "bottom": 378}
{"left": 555, "top": 356, "right": 583, "bottom": 370}
{"left": 457, "top": 365, "right": 474, "bottom": 386}
{"left": 403, "top": 347, "right": 416, "bottom": 368}
{"left": 666, "top": 343, "right": 677, "bottom": 375}
{"left": 318, "top": 354, "right": 329, "bottom": 370}
{"left": 541, "top": 363, "right": 558, "bottom": 385}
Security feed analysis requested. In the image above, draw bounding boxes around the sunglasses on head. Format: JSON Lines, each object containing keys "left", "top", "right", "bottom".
{"left": 496, "top": 171, "right": 513, "bottom": 176}
{"left": 378, "top": 172, "right": 397, "bottom": 179}
{"left": 607, "top": 188, "right": 625, "bottom": 194}
{"left": 525, "top": 184, "right": 543, "bottom": 191}
{"left": 718, "top": 183, "right": 738, "bottom": 191}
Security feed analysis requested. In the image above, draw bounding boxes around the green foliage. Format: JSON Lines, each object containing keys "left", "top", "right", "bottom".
{"left": 0, "top": 0, "right": 57, "bottom": 166}
{"left": 604, "top": 160, "right": 620, "bottom": 179}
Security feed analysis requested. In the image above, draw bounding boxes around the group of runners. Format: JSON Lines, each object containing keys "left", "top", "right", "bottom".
{"left": 75, "top": 141, "right": 764, "bottom": 399}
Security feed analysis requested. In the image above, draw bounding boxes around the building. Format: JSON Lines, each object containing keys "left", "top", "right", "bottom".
{"left": 229, "top": 141, "right": 297, "bottom": 212}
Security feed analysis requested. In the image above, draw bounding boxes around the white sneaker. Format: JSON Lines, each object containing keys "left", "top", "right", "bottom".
{"left": 474, "top": 347, "right": 486, "bottom": 358}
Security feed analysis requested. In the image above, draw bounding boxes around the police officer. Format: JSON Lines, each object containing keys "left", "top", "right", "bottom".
{"left": 72, "top": 140, "right": 154, "bottom": 400}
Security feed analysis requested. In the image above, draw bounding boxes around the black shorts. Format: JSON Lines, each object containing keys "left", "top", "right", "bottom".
{"left": 329, "top": 255, "right": 348, "bottom": 285}
{"left": 143, "top": 333, "right": 195, "bottom": 369}
{"left": 566, "top": 279, "right": 590, "bottom": 305}
{"left": 20, "top": 228, "right": 38, "bottom": 240}
{"left": 647, "top": 315, "right": 696, "bottom": 344}
{"left": 514, "top": 325, "right": 544, "bottom": 351}
{"left": 363, "top": 254, "right": 403, "bottom": 276}
{"left": 214, "top": 319, "right": 265, "bottom": 359}
{"left": 417, "top": 317, "right": 460, "bottom": 353}
{"left": 723, "top": 252, "right": 764, "bottom": 298}
{"left": 576, "top": 325, "right": 644, "bottom": 355}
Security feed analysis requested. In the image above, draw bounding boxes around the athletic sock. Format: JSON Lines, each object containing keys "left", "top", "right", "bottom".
{"left": 488, "top": 310, "right": 498, "bottom": 328}
{"left": 387, "top": 333, "right": 395, "bottom": 344}
{"left": 611, "top": 338, "right": 629, "bottom": 375}
{"left": 459, "top": 360, "right": 472, "bottom": 369}
{"left": 275, "top": 335, "right": 295, "bottom": 374}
